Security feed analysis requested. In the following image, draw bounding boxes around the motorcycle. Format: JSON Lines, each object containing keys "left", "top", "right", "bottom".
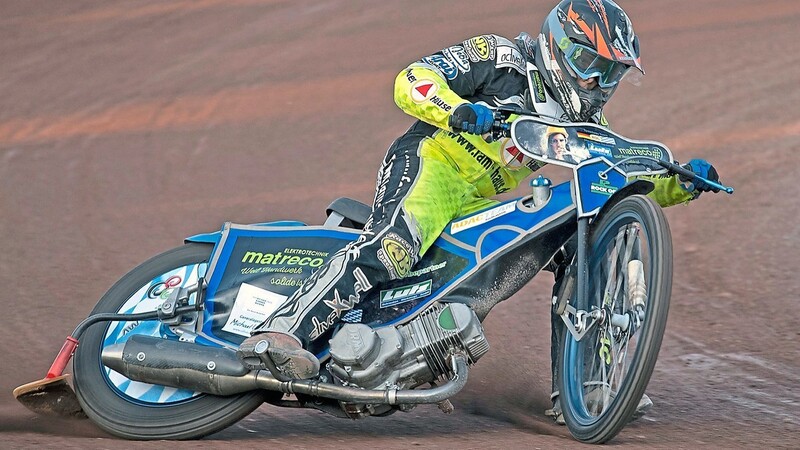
{"left": 14, "top": 106, "right": 733, "bottom": 444}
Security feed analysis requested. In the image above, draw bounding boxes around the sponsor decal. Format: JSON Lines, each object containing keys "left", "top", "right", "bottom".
{"left": 241, "top": 249, "right": 327, "bottom": 266}
{"left": 380, "top": 279, "right": 433, "bottom": 308}
{"left": 374, "top": 153, "right": 394, "bottom": 208}
{"left": 377, "top": 233, "right": 414, "bottom": 280}
{"left": 590, "top": 179, "right": 619, "bottom": 196}
{"left": 465, "top": 35, "right": 496, "bottom": 62}
{"left": 405, "top": 69, "right": 417, "bottom": 83}
{"left": 121, "top": 321, "right": 141, "bottom": 337}
{"left": 443, "top": 45, "right": 471, "bottom": 72}
{"left": 429, "top": 95, "right": 452, "bottom": 112}
{"left": 222, "top": 283, "right": 288, "bottom": 337}
{"left": 240, "top": 247, "right": 328, "bottom": 275}
{"left": 577, "top": 131, "right": 616, "bottom": 145}
{"left": 341, "top": 309, "right": 363, "bottom": 323}
{"left": 530, "top": 70, "right": 547, "bottom": 103}
{"left": 410, "top": 79, "right": 438, "bottom": 104}
{"left": 616, "top": 145, "right": 664, "bottom": 159}
{"left": 423, "top": 54, "right": 458, "bottom": 80}
{"left": 406, "top": 260, "right": 447, "bottom": 278}
{"left": 585, "top": 140, "right": 613, "bottom": 157}
{"left": 500, "top": 139, "right": 530, "bottom": 170}
{"left": 449, "top": 132, "right": 494, "bottom": 170}
{"left": 147, "top": 275, "right": 182, "bottom": 299}
{"left": 310, "top": 267, "right": 372, "bottom": 340}
{"left": 489, "top": 167, "right": 509, "bottom": 194}
{"left": 557, "top": 36, "right": 572, "bottom": 52}
{"left": 450, "top": 202, "right": 516, "bottom": 234}
{"left": 526, "top": 159, "right": 546, "bottom": 171}
{"left": 496, "top": 44, "right": 525, "bottom": 73}
{"left": 241, "top": 266, "right": 301, "bottom": 275}
{"left": 270, "top": 276, "right": 304, "bottom": 287}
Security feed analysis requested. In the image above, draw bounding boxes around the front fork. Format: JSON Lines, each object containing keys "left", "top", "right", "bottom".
{"left": 555, "top": 217, "right": 598, "bottom": 341}
{"left": 554, "top": 217, "right": 644, "bottom": 342}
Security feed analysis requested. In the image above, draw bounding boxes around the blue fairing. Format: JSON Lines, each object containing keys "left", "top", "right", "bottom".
{"left": 191, "top": 182, "right": 578, "bottom": 353}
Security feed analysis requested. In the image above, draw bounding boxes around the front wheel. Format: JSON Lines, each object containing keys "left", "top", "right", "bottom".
{"left": 73, "top": 243, "right": 267, "bottom": 440}
{"left": 559, "top": 195, "right": 672, "bottom": 443}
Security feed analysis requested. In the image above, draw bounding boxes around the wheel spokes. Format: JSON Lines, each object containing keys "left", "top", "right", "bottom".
{"left": 584, "top": 221, "right": 647, "bottom": 417}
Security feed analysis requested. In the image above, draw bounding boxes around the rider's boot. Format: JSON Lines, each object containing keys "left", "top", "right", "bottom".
{"left": 545, "top": 391, "right": 653, "bottom": 425}
{"left": 237, "top": 331, "right": 320, "bottom": 381}
{"left": 630, "top": 393, "right": 653, "bottom": 421}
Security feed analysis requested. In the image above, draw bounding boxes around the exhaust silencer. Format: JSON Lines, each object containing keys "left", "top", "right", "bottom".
{"left": 102, "top": 335, "right": 261, "bottom": 396}
{"left": 103, "top": 334, "right": 470, "bottom": 404}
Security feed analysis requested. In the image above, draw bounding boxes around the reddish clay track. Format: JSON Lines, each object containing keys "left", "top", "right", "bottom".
{"left": 1, "top": 1, "right": 798, "bottom": 448}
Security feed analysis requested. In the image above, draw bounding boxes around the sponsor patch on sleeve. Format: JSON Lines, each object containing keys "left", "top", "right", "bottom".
{"left": 464, "top": 35, "right": 497, "bottom": 62}
{"left": 496, "top": 44, "right": 525, "bottom": 74}
{"left": 443, "top": 45, "right": 471, "bottom": 73}
{"left": 422, "top": 54, "right": 458, "bottom": 80}
{"left": 410, "top": 79, "right": 438, "bottom": 103}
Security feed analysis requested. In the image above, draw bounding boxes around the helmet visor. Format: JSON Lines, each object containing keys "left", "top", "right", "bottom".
{"left": 564, "top": 43, "right": 630, "bottom": 88}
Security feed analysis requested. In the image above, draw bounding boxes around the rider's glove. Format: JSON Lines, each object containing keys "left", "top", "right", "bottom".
{"left": 450, "top": 103, "right": 493, "bottom": 135}
{"left": 679, "top": 158, "right": 720, "bottom": 197}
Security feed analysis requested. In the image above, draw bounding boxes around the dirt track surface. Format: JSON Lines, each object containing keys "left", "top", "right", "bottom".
{"left": 2, "top": 1, "right": 799, "bottom": 448}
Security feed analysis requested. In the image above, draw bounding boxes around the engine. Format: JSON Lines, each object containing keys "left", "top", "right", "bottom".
{"left": 328, "top": 302, "right": 489, "bottom": 396}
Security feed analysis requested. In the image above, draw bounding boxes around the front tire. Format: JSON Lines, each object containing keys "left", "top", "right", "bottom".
{"left": 559, "top": 195, "right": 672, "bottom": 443}
{"left": 73, "top": 243, "right": 267, "bottom": 440}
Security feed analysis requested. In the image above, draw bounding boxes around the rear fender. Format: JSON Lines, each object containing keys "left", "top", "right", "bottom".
{"left": 184, "top": 231, "right": 221, "bottom": 245}
{"left": 184, "top": 221, "right": 307, "bottom": 245}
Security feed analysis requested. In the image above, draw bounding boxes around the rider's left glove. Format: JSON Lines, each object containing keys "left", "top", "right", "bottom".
{"left": 679, "top": 158, "right": 720, "bottom": 198}
{"left": 450, "top": 103, "right": 494, "bottom": 135}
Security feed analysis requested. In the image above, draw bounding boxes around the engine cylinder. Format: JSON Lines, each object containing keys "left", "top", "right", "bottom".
{"left": 328, "top": 303, "right": 488, "bottom": 390}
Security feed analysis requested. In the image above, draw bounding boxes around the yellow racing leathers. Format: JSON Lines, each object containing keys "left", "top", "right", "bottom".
{"left": 256, "top": 34, "right": 544, "bottom": 345}
{"left": 255, "top": 33, "right": 693, "bottom": 347}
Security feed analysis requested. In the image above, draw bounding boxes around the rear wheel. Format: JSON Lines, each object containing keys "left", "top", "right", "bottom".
{"left": 559, "top": 195, "right": 672, "bottom": 443}
{"left": 73, "top": 243, "right": 267, "bottom": 440}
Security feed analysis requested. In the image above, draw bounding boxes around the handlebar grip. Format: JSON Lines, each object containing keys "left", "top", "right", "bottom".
{"left": 447, "top": 114, "right": 467, "bottom": 133}
{"left": 656, "top": 160, "right": 734, "bottom": 194}
{"left": 447, "top": 112, "right": 511, "bottom": 140}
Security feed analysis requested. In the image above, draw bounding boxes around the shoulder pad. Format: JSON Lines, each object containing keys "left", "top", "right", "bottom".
{"left": 494, "top": 36, "right": 526, "bottom": 74}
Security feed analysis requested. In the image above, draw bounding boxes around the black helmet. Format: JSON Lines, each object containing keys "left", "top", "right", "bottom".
{"left": 535, "top": 0, "right": 643, "bottom": 121}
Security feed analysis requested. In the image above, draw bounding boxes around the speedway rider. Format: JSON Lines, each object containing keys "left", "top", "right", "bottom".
{"left": 238, "top": 0, "right": 720, "bottom": 423}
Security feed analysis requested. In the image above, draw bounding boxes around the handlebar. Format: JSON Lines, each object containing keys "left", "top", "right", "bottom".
{"left": 449, "top": 105, "right": 734, "bottom": 195}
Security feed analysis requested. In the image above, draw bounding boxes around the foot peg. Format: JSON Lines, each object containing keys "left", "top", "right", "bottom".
{"left": 238, "top": 332, "right": 320, "bottom": 381}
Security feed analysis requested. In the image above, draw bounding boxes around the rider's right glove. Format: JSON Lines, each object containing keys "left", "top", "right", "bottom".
{"left": 679, "top": 158, "right": 720, "bottom": 198}
{"left": 450, "top": 103, "right": 493, "bottom": 135}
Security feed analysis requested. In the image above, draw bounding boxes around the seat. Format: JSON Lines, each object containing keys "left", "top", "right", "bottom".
{"left": 324, "top": 197, "right": 371, "bottom": 229}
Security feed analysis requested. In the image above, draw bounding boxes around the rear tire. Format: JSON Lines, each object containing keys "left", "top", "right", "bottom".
{"left": 73, "top": 243, "right": 267, "bottom": 440}
{"left": 558, "top": 195, "right": 672, "bottom": 443}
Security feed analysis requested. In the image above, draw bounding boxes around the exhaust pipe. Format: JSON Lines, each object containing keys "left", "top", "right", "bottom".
{"left": 102, "top": 335, "right": 468, "bottom": 404}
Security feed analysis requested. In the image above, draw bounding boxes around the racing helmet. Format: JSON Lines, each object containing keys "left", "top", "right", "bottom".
{"left": 535, "top": 0, "right": 644, "bottom": 121}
